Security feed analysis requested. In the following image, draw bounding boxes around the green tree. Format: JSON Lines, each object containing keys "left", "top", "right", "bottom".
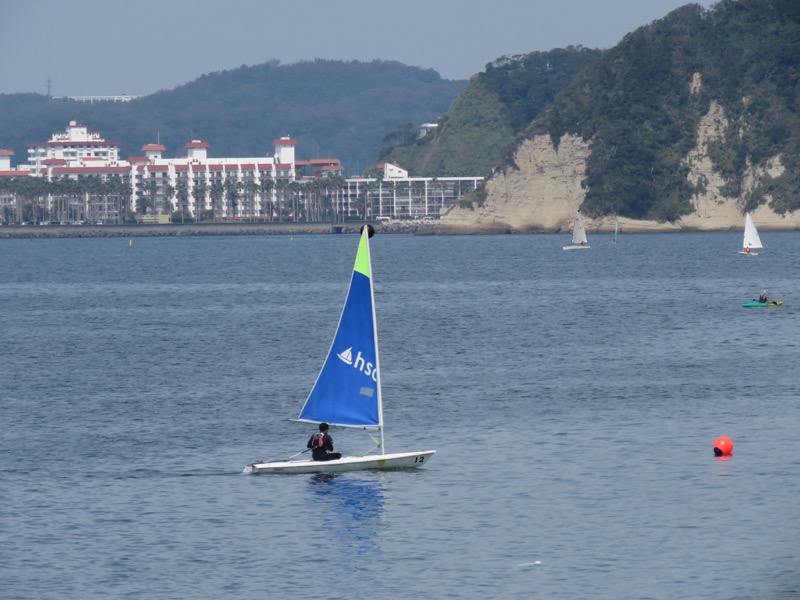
{"left": 137, "top": 180, "right": 158, "bottom": 215}
{"left": 191, "top": 180, "right": 208, "bottom": 221}
{"left": 174, "top": 179, "right": 189, "bottom": 223}
{"left": 223, "top": 178, "right": 241, "bottom": 219}
{"left": 259, "top": 174, "right": 275, "bottom": 220}
{"left": 209, "top": 181, "right": 224, "bottom": 221}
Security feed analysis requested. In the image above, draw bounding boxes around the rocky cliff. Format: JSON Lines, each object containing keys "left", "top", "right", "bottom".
{"left": 434, "top": 0, "right": 800, "bottom": 234}
{"left": 440, "top": 89, "right": 796, "bottom": 234}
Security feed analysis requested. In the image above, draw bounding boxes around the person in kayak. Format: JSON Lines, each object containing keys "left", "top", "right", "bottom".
{"left": 758, "top": 289, "right": 769, "bottom": 303}
{"left": 307, "top": 422, "right": 342, "bottom": 461}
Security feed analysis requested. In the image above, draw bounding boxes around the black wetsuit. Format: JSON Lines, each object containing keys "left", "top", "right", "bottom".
{"left": 307, "top": 432, "right": 342, "bottom": 461}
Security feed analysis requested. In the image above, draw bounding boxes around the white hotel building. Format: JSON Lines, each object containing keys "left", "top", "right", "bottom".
{"left": 0, "top": 121, "right": 483, "bottom": 222}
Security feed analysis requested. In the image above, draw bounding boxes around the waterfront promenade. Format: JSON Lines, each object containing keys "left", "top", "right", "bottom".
{"left": 0, "top": 220, "right": 431, "bottom": 239}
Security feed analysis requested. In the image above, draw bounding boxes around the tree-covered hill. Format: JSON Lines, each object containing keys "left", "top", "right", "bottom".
{"left": 0, "top": 60, "right": 466, "bottom": 175}
{"left": 381, "top": 47, "right": 603, "bottom": 177}
{"left": 530, "top": 0, "right": 800, "bottom": 220}
{"left": 387, "top": 0, "right": 798, "bottom": 223}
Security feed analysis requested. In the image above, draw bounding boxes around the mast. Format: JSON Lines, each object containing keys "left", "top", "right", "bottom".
{"left": 364, "top": 226, "right": 386, "bottom": 454}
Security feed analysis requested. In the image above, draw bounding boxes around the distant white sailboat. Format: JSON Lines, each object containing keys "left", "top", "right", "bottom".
{"left": 563, "top": 212, "right": 591, "bottom": 250}
{"left": 738, "top": 213, "right": 763, "bottom": 256}
{"left": 612, "top": 215, "right": 619, "bottom": 243}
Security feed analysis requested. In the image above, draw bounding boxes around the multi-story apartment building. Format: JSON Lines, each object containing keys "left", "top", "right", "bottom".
{"left": 27, "top": 121, "right": 122, "bottom": 169}
{"left": 0, "top": 121, "right": 483, "bottom": 223}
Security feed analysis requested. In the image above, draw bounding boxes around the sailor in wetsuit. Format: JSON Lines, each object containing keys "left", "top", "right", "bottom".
{"left": 307, "top": 422, "right": 342, "bottom": 461}
{"left": 758, "top": 289, "right": 769, "bottom": 303}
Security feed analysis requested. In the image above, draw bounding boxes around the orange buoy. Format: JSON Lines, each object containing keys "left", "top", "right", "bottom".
{"left": 713, "top": 436, "right": 734, "bottom": 457}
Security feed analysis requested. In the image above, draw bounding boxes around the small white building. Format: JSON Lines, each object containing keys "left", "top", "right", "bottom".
{"left": 419, "top": 123, "right": 439, "bottom": 137}
{"left": 383, "top": 162, "right": 408, "bottom": 179}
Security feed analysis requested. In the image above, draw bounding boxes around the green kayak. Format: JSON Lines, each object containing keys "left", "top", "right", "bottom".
{"left": 742, "top": 300, "right": 783, "bottom": 307}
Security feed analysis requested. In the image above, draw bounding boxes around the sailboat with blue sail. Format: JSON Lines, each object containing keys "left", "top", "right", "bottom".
{"left": 244, "top": 225, "right": 435, "bottom": 474}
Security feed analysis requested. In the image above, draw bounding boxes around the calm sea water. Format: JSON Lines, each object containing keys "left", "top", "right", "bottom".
{"left": 1, "top": 231, "right": 798, "bottom": 599}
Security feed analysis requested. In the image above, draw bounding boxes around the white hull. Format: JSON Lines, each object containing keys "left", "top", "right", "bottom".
{"left": 563, "top": 245, "right": 591, "bottom": 251}
{"left": 243, "top": 450, "right": 435, "bottom": 474}
{"left": 738, "top": 250, "right": 758, "bottom": 256}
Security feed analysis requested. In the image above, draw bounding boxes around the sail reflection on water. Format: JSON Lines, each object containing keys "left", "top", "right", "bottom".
{"left": 308, "top": 473, "right": 386, "bottom": 561}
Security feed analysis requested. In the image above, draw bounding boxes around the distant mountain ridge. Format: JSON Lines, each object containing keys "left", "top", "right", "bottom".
{"left": 0, "top": 59, "right": 466, "bottom": 175}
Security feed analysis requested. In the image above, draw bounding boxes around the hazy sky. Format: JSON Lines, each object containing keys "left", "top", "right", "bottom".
{"left": 1, "top": 0, "right": 715, "bottom": 97}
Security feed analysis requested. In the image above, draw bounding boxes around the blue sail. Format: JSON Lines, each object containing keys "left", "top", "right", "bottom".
{"left": 297, "top": 230, "right": 381, "bottom": 428}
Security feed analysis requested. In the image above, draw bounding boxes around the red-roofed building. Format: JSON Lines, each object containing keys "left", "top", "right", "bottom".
{"left": 273, "top": 136, "right": 296, "bottom": 166}
{"left": 51, "top": 166, "right": 130, "bottom": 176}
{"left": 304, "top": 158, "right": 344, "bottom": 177}
{"left": 0, "top": 121, "right": 483, "bottom": 224}
{"left": 185, "top": 140, "right": 209, "bottom": 161}
{"left": 27, "top": 120, "right": 121, "bottom": 169}
{"left": 141, "top": 144, "right": 166, "bottom": 161}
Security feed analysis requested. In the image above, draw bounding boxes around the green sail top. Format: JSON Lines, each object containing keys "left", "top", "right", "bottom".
{"left": 353, "top": 230, "right": 371, "bottom": 278}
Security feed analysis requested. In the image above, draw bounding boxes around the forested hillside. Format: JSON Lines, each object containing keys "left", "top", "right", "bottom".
{"left": 0, "top": 60, "right": 465, "bottom": 175}
{"left": 529, "top": 0, "right": 800, "bottom": 220}
{"left": 389, "top": 0, "right": 798, "bottom": 224}
{"left": 381, "top": 47, "right": 602, "bottom": 177}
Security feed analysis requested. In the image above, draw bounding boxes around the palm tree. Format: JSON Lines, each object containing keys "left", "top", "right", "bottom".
{"left": 306, "top": 178, "right": 326, "bottom": 221}
{"left": 12, "top": 176, "right": 49, "bottom": 223}
{"left": 114, "top": 177, "right": 133, "bottom": 223}
{"left": 242, "top": 178, "right": 259, "bottom": 221}
{"left": 369, "top": 171, "right": 387, "bottom": 218}
{"left": 209, "top": 181, "right": 224, "bottom": 221}
{"left": 273, "top": 178, "right": 288, "bottom": 221}
{"left": 0, "top": 178, "right": 10, "bottom": 224}
{"left": 162, "top": 183, "right": 176, "bottom": 218}
{"left": 191, "top": 180, "right": 208, "bottom": 222}
{"left": 137, "top": 180, "right": 158, "bottom": 216}
{"left": 259, "top": 174, "right": 275, "bottom": 220}
{"left": 82, "top": 175, "right": 106, "bottom": 223}
{"left": 175, "top": 179, "right": 189, "bottom": 223}
{"left": 223, "top": 178, "right": 241, "bottom": 220}
{"left": 329, "top": 173, "right": 346, "bottom": 222}
{"left": 287, "top": 180, "right": 302, "bottom": 221}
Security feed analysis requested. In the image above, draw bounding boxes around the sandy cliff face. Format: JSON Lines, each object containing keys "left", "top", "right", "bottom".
{"left": 441, "top": 134, "right": 591, "bottom": 233}
{"left": 677, "top": 99, "right": 788, "bottom": 230}
{"left": 441, "top": 76, "right": 797, "bottom": 233}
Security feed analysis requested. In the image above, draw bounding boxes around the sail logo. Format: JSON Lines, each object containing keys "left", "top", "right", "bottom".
{"left": 337, "top": 346, "right": 378, "bottom": 382}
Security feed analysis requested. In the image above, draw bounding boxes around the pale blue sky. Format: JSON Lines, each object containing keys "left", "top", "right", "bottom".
{"left": 0, "top": 0, "right": 715, "bottom": 96}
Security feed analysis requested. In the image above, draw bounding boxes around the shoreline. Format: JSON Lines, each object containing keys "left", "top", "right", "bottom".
{"left": 1, "top": 219, "right": 796, "bottom": 239}
{"left": 0, "top": 220, "right": 440, "bottom": 239}
{"left": 0, "top": 222, "right": 362, "bottom": 239}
